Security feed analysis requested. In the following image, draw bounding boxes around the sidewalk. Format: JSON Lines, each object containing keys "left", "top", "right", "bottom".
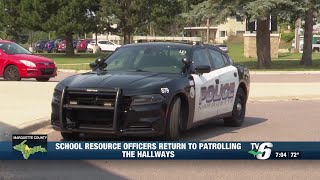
{"left": 249, "top": 83, "right": 320, "bottom": 101}
{"left": 1, "top": 81, "right": 320, "bottom": 140}
{"left": 0, "top": 82, "right": 57, "bottom": 140}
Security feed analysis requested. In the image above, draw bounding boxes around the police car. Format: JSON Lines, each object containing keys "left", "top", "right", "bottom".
{"left": 51, "top": 42, "right": 250, "bottom": 140}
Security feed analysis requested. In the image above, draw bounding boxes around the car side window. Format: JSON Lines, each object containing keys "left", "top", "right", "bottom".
{"left": 222, "top": 54, "right": 230, "bottom": 65}
{"left": 192, "top": 49, "right": 211, "bottom": 67}
{"left": 208, "top": 49, "right": 226, "bottom": 69}
{"left": 106, "top": 41, "right": 113, "bottom": 45}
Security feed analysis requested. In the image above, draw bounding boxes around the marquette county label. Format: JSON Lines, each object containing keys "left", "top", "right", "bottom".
{"left": 13, "top": 140, "right": 47, "bottom": 160}
{"left": 12, "top": 134, "right": 48, "bottom": 160}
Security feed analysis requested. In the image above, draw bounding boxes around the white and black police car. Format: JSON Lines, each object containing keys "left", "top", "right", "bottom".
{"left": 51, "top": 42, "right": 250, "bottom": 140}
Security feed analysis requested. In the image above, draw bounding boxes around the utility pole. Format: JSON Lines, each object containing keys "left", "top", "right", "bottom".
{"left": 206, "top": 18, "right": 210, "bottom": 44}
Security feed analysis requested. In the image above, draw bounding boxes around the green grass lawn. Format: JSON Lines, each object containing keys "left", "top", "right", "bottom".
{"left": 38, "top": 53, "right": 110, "bottom": 64}
{"left": 36, "top": 45, "right": 320, "bottom": 71}
{"left": 226, "top": 42, "right": 320, "bottom": 71}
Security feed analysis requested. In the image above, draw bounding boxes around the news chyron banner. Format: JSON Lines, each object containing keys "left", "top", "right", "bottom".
{"left": 1, "top": 134, "right": 320, "bottom": 160}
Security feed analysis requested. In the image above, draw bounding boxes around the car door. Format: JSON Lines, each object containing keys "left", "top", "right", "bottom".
{"left": 192, "top": 48, "right": 220, "bottom": 122}
{"left": 207, "top": 48, "right": 239, "bottom": 115}
{"left": 98, "top": 41, "right": 107, "bottom": 51}
{"left": 105, "top": 41, "right": 116, "bottom": 51}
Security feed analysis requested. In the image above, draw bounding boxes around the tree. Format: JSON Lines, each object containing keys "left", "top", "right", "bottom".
{"left": 148, "top": 1, "right": 184, "bottom": 36}
{"left": 185, "top": 0, "right": 296, "bottom": 69}
{"left": 299, "top": 0, "right": 320, "bottom": 66}
{"left": 0, "top": 0, "right": 24, "bottom": 41}
{"left": 99, "top": 0, "right": 154, "bottom": 44}
{"left": 42, "top": 0, "right": 101, "bottom": 55}
{"left": 275, "top": 0, "right": 320, "bottom": 66}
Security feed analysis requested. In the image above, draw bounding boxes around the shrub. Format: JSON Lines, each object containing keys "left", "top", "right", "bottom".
{"left": 281, "top": 32, "right": 295, "bottom": 42}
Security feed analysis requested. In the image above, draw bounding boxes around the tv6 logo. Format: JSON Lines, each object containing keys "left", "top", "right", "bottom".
{"left": 250, "top": 143, "right": 273, "bottom": 160}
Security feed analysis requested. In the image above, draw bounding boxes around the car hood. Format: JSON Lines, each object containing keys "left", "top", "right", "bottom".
{"left": 59, "top": 71, "right": 183, "bottom": 95}
{"left": 10, "top": 54, "right": 53, "bottom": 63}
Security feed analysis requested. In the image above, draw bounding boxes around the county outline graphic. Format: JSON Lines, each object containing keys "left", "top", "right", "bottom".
{"left": 13, "top": 140, "right": 47, "bottom": 160}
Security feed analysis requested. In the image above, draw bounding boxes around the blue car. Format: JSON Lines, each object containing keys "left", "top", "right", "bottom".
{"left": 34, "top": 40, "right": 49, "bottom": 53}
{"left": 44, "top": 40, "right": 56, "bottom": 53}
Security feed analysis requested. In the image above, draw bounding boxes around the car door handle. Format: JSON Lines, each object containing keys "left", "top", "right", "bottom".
{"left": 215, "top": 79, "right": 219, "bottom": 84}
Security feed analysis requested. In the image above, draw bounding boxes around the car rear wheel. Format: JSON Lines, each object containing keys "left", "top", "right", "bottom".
{"left": 3, "top": 65, "right": 21, "bottom": 81}
{"left": 224, "top": 88, "right": 246, "bottom": 127}
{"left": 165, "top": 97, "right": 182, "bottom": 140}
{"left": 36, "top": 77, "right": 50, "bottom": 82}
{"left": 61, "top": 132, "right": 80, "bottom": 140}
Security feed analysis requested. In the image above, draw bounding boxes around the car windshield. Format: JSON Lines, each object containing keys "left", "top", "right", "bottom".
{"left": 0, "top": 42, "right": 31, "bottom": 55}
{"left": 99, "top": 45, "right": 190, "bottom": 74}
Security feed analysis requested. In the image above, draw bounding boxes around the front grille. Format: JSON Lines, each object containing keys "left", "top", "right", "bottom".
{"left": 37, "top": 62, "right": 54, "bottom": 66}
{"left": 60, "top": 87, "right": 121, "bottom": 131}
{"left": 40, "top": 68, "right": 54, "bottom": 75}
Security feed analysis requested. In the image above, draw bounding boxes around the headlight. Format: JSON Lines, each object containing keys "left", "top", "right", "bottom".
{"left": 52, "top": 89, "right": 62, "bottom": 103}
{"left": 20, "top": 60, "right": 36, "bottom": 67}
{"left": 131, "top": 94, "right": 164, "bottom": 106}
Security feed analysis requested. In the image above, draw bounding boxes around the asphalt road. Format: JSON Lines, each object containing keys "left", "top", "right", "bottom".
{"left": 2, "top": 100, "right": 320, "bottom": 179}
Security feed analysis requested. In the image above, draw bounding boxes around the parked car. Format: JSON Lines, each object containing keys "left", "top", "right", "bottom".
{"left": 87, "top": 40, "right": 121, "bottom": 52}
{"left": 51, "top": 42, "right": 250, "bottom": 140}
{"left": 0, "top": 40, "right": 57, "bottom": 81}
{"left": 215, "top": 44, "right": 229, "bottom": 53}
{"left": 34, "top": 40, "right": 49, "bottom": 53}
{"left": 57, "top": 40, "right": 79, "bottom": 52}
{"left": 76, "top": 39, "right": 92, "bottom": 53}
{"left": 44, "top": 40, "right": 56, "bottom": 53}
{"left": 54, "top": 39, "right": 64, "bottom": 48}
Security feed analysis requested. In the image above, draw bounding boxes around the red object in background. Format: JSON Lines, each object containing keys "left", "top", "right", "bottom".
{"left": 57, "top": 40, "right": 66, "bottom": 52}
{"left": 76, "top": 39, "right": 92, "bottom": 52}
{"left": 0, "top": 40, "right": 57, "bottom": 81}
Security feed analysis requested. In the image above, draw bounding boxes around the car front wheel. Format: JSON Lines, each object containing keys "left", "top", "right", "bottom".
{"left": 3, "top": 65, "right": 21, "bottom": 81}
{"left": 165, "top": 97, "right": 182, "bottom": 140}
{"left": 224, "top": 88, "right": 246, "bottom": 127}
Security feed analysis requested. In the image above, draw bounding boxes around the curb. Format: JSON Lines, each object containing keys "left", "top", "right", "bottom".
{"left": 58, "top": 69, "right": 90, "bottom": 73}
{"left": 1, "top": 118, "right": 50, "bottom": 141}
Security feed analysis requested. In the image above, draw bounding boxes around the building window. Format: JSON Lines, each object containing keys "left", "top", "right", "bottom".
{"left": 220, "top": 31, "right": 227, "bottom": 38}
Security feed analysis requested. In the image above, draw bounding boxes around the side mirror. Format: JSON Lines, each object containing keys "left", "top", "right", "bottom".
{"left": 195, "top": 65, "right": 211, "bottom": 74}
{"left": 182, "top": 58, "right": 192, "bottom": 66}
{"left": 95, "top": 57, "right": 104, "bottom": 64}
{"left": 89, "top": 62, "right": 97, "bottom": 70}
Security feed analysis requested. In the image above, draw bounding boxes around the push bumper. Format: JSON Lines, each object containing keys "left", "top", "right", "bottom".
{"left": 51, "top": 87, "right": 166, "bottom": 137}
